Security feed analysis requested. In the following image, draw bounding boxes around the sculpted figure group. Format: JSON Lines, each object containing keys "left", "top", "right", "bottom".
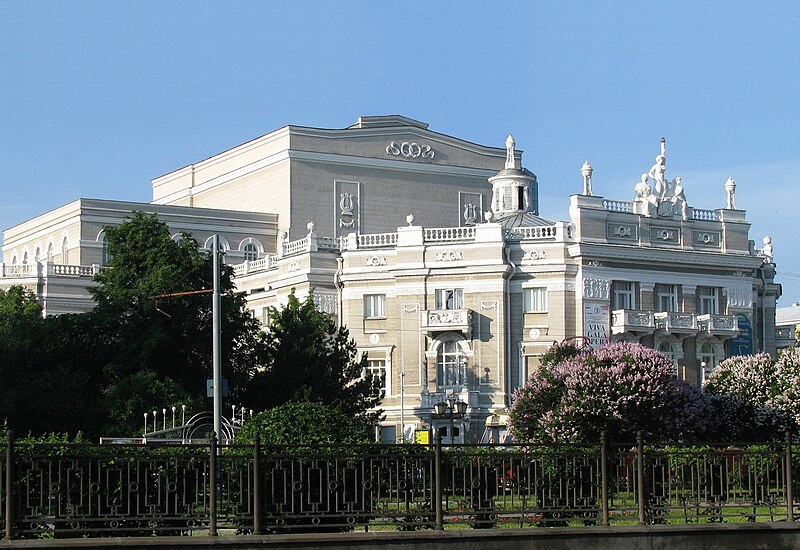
{"left": 633, "top": 137, "right": 688, "bottom": 220}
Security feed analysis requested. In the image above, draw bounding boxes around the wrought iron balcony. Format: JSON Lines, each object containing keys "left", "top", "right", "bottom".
{"left": 611, "top": 309, "right": 655, "bottom": 335}
{"left": 697, "top": 314, "right": 739, "bottom": 337}
{"left": 420, "top": 308, "right": 473, "bottom": 334}
{"left": 654, "top": 311, "right": 698, "bottom": 334}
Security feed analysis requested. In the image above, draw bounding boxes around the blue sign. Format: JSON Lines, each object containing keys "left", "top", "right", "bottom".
{"left": 728, "top": 314, "right": 753, "bottom": 356}
{"left": 206, "top": 378, "right": 229, "bottom": 398}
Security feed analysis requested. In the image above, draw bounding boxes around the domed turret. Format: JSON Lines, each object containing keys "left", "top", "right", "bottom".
{"left": 488, "top": 134, "right": 538, "bottom": 218}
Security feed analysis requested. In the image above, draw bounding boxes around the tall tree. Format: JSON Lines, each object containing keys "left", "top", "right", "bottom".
{"left": 89, "top": 212, "right": 265, "bottom": 436}
{"left": 243, "top": 291, "right": 383, "bottom": 424}
{"left": 0, "top": 286, "right": 102, "bottom": 435}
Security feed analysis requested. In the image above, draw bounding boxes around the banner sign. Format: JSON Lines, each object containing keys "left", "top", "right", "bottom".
{"left": 584, "top": 302, "right": 610, "bottom": 348}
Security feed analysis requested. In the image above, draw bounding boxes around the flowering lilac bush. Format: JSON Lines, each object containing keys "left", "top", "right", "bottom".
{"left": 510, "top": 342, "right": 711, "bottom": 444}
{"left": 705, "top": 349, "right": 800, "bottom": 440}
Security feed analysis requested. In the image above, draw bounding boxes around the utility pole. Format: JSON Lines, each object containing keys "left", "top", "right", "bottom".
{"left": 212, "top": 235, "right": 222, "bottom": 447}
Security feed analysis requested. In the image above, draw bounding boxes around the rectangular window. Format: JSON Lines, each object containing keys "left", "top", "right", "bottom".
{"left": 655, "top": 284, "right": 679, "bottom": 312}
{"left": 363, "top": 294, "right": 386, "bottom": 319}
{"left": 523, "top": 287, "right": 548, "bottom": 313}
{"left": 435, "top": 288, "right": 464, "bottom": 310}
{"left": 697, "top": 287, "right": 719, "bottom": 315}
{"left": 611, "top": 281, "right": 636, "bottom": 310}
{"left": 366, "top": 359, "right": 387, "bottom": 391}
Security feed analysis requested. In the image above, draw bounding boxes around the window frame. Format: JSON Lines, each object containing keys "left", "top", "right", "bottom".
{"left": 523, "top": 287, "right": 548, "bottom": 313}
{"left": 655, "top": 284, "right": 679, "bottom": 312}
{"left": 435, "top": 288, "right": 464, "bottom": 310}
{"left": 697, "top": 286, "right": 719, "bottom": 315}
{"left": 363, "top": 294, "right": 387, "bottom": 319}
{"left": 612, "top": 281, "right": 636, "bottom": 310}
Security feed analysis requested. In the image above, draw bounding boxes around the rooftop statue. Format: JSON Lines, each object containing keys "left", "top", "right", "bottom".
{"left": 632, "top": 173, "right": 657, "bottom": 217}
{"left": 637, "top": 137, "right": 690, "bottom": 219}
{"left": 725, "top": 176, "right": 737, "bottom": 210}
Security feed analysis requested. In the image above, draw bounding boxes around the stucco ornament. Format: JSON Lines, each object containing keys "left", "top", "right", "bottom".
{"left": 583, "top": 278, "right": 610, "bottom": 300}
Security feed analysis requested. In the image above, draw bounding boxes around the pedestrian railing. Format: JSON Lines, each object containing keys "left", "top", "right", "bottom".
{"left": 1, "top": 430, "right": 796, "bottom": 538}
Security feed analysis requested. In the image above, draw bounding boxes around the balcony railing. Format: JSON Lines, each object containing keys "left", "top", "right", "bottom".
{"left": 611, "top": 309, "right": 656, "bottom": 335}
{"left": 654, "top": 311, "right": 698, "bottom": 333}
{"left": 697, "top": 314, "right": 738, "bottom": 337}
{"left": 420, "top": 308, "right": 473, "bottom": 334}
{"left": 423, "top": 226, "right": 476, "bottom": 242}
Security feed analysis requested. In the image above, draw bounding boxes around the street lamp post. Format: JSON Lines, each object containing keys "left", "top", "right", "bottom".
{"left": 434, "top": 395, "right": 468, "bottom": 444}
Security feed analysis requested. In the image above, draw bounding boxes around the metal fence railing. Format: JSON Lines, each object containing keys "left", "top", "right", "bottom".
{"left": 1, "top": 430, "right": 796, "bottom": 538}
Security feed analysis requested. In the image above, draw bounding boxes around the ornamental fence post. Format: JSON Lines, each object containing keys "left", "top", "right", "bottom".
{"left": 434, "top": 433, "right": 443, "bottom": 530}
{"left": 600, "top": 431, "right": 609, "bottom": 526}
{"left": 786, "top": 430, "right": 794, "bottom": 523}
{"left": 253, "top": 432, "right": 262, "bottom": 534}
{"left": 209, "top": 432, "right": 218, "bottom": 536}
{"left": 636, "top": 431, "right": 646, "bottom": 525}
{"left": 4, "top": 430, "right": 13, "bottom": 540}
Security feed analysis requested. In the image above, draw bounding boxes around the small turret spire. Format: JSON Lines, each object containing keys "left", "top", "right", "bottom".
{"left": 505, "top": 134, "right": 519, "bottom": 170}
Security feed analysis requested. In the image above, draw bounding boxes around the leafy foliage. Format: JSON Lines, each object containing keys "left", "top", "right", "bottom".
{"left": 510, "top": 342, "right": 711, "bottom": 444}
{"left": 704, "top": 350, "right": 800, "bottom": 440}
{"left": 236, "top": 401, "right": 373, "bottom": 446}
{"left": 243, "top": 290, "right": 383, "bottom": 424}
{"left": 88, "top": 212, "right": 265, "bottom": 436}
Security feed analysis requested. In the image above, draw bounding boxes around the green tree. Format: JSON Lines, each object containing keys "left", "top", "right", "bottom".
{"left": 89, "top": 212, "right": 265, "bottom": 436}
{"left": 236, "top": 401, "right": 373, "bottom": 446}
{"left": 243, "top": 290, "right": 383, "bottom": 424}
{"left": 0, "top": 287, "right": 103, "bottom": 435}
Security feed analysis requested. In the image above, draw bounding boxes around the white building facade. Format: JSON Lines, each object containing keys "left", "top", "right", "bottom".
{"left": 1, "top": 116, "right": 783, "bottom": 442}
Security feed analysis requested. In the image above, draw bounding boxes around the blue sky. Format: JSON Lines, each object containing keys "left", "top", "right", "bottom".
{"left": 2, "top": 1, "right": 799, "bottom": 302}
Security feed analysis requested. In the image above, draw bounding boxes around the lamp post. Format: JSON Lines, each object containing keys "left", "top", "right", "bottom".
{"left": 434, "top": 395, "right": 468, "bottom": 445}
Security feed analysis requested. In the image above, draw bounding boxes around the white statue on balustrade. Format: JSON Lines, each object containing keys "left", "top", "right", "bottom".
{"left": 632, "top": 173, "right": 657, "bottom": 217}
{"left": 671, "top": 176, "right": 688, "bottom": 221}
{"left": 761, "top": 236, "right": 774, "bottom": 264}
{"left": 724, "top": 177, "right": 736, "bottom": 210}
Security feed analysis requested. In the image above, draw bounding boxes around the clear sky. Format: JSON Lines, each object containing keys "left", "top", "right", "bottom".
{"left": 2, "top": 1, "right": 799, "bottom": 302}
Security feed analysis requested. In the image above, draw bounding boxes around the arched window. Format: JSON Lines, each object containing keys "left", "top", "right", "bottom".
{"left": 46, "top": 243, "right": 54, "bottom": 262}
{"left": 699, "top": 342, "right": 716, "bottom": 384}
{"left": 61, "top": 236, "right": 69, "bottom": 264}
{"left": 658, "top": 342, "right": 674, "bottom": 363}
{"left": 243, "top": 243, "right": 258, "bottom": 261}
{"left": 22, "top": 251, "right": 28, "bottom": 265}
{"left": 97, "top": 231, "right": 110, "bottom": 265}
{"left": 34, "top": 246, "right": 41, "bottom": 262}
{"left": 438, "top": 340, "right": 466, "bottom": 388}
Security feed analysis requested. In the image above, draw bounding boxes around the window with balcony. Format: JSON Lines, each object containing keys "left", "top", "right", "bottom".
{"left": 438, "top": 339, "right": 466, "bottom": 388}
{"left": 435, "top": 288, "right": 464, "bottom": 310}
{"left": 655, "top": 284, "right": 679, "bottom": 312}
{"left": 243, "top": 243, "right": 259, "bottom": 261}
{"left": 363, "top": 294, "right": 386, "bottom": 319}
{"left": 612, "top": 281, "right": 636, "bottom": 310}
{"left": 523, "top": 287, "right": 547, "bottom": 313}
{"left": 697, "top": 287, "right": 719, "bottom": 315}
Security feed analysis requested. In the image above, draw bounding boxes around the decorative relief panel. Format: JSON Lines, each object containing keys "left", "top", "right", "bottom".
{"left": 386, "top": 141, "right": 435, "bottom": 159}
{"left": 608, "top": 223, "right": 636, "bottom": 239}
{"left": 334, "top": 181, "right": 359, "bottom": 237}
{"left": 548, "top": 282, "right": 577, "bottom": 292}
{"left": 435, "top": 250, "right": 463, "bottom": 262}
{"left": 650, "top": 226, "right": 680, "bottom": 244}
{"left": 522, "top": 250, "right": 546, "bottom": 261}
{"left": 313, "top": 294, "right": 337, "bottom": 315}
{"left": 365, "top": 256, "right": 387, "bottom": 267}
{"left": 287, "top": 261, "right": 300, "bottom": 272}
{"left": 726, "top": 286, "right": 753, "bottom": 308}
{"left": 693, "top": 231, "right": 721, "bottom": 247}
{"left": 583, "top": 278, "right": 611, "bottom": 300}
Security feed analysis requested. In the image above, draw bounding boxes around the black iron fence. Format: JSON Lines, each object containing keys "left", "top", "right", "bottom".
{"left": 1, "top": 430, "right": 797, "bottom": 538}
